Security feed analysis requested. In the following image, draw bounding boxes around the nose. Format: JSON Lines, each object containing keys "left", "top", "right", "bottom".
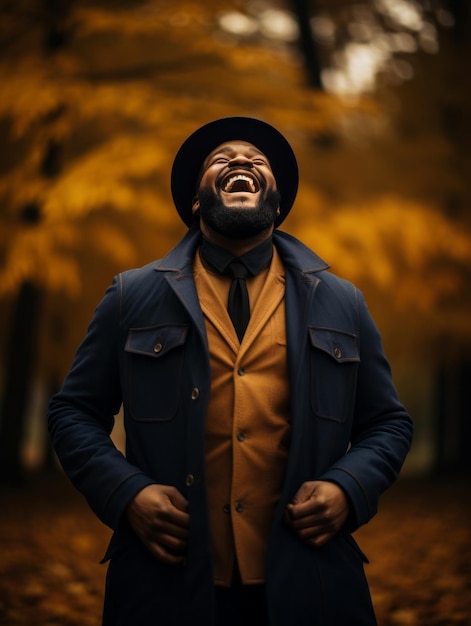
{"left": 228, "top": 154, "right": 254, "bottom": 168}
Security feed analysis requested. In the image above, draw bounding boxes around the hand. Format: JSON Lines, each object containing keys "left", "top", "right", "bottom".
{"left": 126, "top": 484, "right": 189, "bottom": 565}
{"left": 285, "top": 481, "right": 349, "bottom": 548}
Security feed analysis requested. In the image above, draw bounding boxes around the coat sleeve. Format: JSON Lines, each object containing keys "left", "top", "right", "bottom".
{"left": 48, "top": 275, "right": 156, "bottom": 530}
{"left": 320, "top": 288, "right": 413, "bottom": 530}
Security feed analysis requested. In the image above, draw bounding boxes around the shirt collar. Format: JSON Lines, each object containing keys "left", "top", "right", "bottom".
{"left": 200, "top": 235, "right": 273, "bottom": 277}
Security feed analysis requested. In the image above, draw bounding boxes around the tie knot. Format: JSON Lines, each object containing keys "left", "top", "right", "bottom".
{"left": 225, "top": 260, "right": 251, "bottom": 280}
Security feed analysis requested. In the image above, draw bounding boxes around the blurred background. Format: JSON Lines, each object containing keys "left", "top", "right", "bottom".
{"left": 0, "top": 0, "right": 470, "bottom": 624}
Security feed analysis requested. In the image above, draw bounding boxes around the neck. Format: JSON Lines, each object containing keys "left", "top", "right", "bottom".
{"left": 199, "top": 222, "right": 274, "bottom": 257}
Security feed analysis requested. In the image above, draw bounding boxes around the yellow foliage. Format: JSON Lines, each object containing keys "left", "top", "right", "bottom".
{"left": 0, "top": 59, "right": 66, "bottom": 138}
{"left": 0, "top": 225, "right": 81, "bottom": 297}
{"left": 85, "top": 223, "right": 136, "bottom": 268}
{"left": 0, "top": 0, "right": 470, "bottom": 354}
{"left": 43, "top": 136, "right": 167, "bottom": 219}
{"left": 293, "top": 194, "right": 471, "bottom": 314}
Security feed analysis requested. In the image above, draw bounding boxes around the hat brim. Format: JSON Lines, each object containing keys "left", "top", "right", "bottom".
{"left": 171, "top": 116, "right": 298, "bottom": 228}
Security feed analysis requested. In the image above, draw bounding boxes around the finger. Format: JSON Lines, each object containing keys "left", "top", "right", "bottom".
{"left": 287, "top": 507, "right": 341, "bottom": 539}
{"left": 148, "top": 541, "right": 186, "bottom": 565}
{"left": 156, "top": 531, "right": 188, "bottom": 554}
{"left": 295, "top": 517, "right": 337, "bottom": 538}
{"left": 165, "top": 487, "right": 189, "bottom": 513}
{"left": 286, "top": 498, "right": 325, "bottom": 520}
{"left": 158, "top": 508, "right": 190, "bottom": 531}
{"left": 291, "top": 483, "right": 317, "bottom": 504}
{"left": 305, "top": 532, "right": 332, "bottom": 548}
{"left": 148, "top": 516, "right": 190, "bottom": 540}
{"left": 151, "top": 497, "right": 190, "bottom": 529}
{"left": 143, "top": 530, "right": 188, "bottom": 560}
{"left": 289, "top": 513, "right": 326, "bottom": 532}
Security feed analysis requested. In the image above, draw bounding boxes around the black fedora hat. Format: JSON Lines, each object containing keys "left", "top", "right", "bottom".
{"left": 171, "top": 116, "right": 298, "bottom": 228}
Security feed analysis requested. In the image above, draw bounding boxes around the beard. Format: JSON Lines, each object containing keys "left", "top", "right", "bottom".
{"left": 196, "top": 187, "right": 281, "bottom": 239}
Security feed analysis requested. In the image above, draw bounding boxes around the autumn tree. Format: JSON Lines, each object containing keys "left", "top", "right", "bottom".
{"left": 288, "top": 0, "right": 471, "bottom": 473}
{"left": 0, "top": 0, "right": 72, "bottom": 480}
{"left": 0, "top": 0, "right": 343, "bottom": 479}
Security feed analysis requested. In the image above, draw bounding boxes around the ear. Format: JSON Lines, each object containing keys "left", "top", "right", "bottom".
{"left": 192, "top": 197, "right": 200, "bottom": 215}
{"left": 276, "top": 206, "right": 281, "bottom": 216}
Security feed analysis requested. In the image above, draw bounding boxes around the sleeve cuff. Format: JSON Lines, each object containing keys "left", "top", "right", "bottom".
{"left": 319, "top": 467, "right": 374, "bottom": 530}
{"left": 101, "top": 472, "right": 157, "bottom": 530}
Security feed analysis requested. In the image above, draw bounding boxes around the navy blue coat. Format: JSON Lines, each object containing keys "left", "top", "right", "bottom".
{"left": 49, "top": 225, "right": 413, "bottom": 625}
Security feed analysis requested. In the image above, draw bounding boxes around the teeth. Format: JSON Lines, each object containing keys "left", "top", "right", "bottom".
{"left": 223, "top": 174, "right": 257, "bottom": 193}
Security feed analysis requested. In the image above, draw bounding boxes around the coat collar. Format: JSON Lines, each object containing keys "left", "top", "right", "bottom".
{"left": 272, "top": 230, "right": 329, "bottom": 274}
{"left": 153, "top": 224, "right": 202, "bottom": 273}
{"left": 153, "top": 225, "right": 329, "bottom": 276}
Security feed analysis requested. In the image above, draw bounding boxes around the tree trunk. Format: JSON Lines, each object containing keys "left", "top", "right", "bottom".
{"left": 0, "top": 0, "right": 72, "bottom": 481}
{"left": 434, "top": 359, "right": 471, "bottom": 475}
{"left": 291, "top": 0, "right": 323, "bottom": 89}
{"left": 0, "top": 282, "right": 42, "bottom": 482}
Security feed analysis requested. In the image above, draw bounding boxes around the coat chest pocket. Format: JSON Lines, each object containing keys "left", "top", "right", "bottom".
{"left": 124, "top": 324, "right": 189, "bottom": 422}
{"left": 308, "top": 327, "right": 360, "bottom": 423}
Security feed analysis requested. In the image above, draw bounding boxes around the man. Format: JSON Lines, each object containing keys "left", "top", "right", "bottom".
{"left": 49, "top": 116, "right": 413, "bottom": 626}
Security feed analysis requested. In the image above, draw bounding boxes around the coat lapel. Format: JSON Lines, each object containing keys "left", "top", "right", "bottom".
{"left": 273, "top": 230, "right": 327, "bottom": 389}
{"left": 151, "top": 227, "right": 330, "bottom": 379}
{"left": 153, "top": 226, "right": 209, "bottom": 349}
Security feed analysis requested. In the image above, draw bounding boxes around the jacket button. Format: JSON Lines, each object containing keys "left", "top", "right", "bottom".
{"left": 237, "top": 431, "right": 246, "bottom": 442}
{"left": 223, "top": 504, "right": 230, "bottom": 514}
{"left": 235, "top": 502, "right": 244, "bottom": 513}
{"left": 333, "top": 344, "right": 342, "bottom": 359}
{"left": 237, "top": 367, "right": 245, "bottom": 376}
{"left": 153, "top": 342, "right": 163, "bottom": 353}
{"left": 191, "top": 387, "right": 199, "bottom": 400}
{"left": 185, "top": 474, "right": 195, "bottom": 486}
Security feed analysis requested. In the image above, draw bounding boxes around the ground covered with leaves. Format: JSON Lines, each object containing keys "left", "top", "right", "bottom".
{"left": 0, "top": 474, "right": 469, "bottom": 625}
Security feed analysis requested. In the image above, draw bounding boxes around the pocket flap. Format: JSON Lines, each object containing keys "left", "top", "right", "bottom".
{"left": 125, "top": 324, "right": 189, "bottom": 358}
{"left": 308, "top": 327, "right": 359, "bottom": 363}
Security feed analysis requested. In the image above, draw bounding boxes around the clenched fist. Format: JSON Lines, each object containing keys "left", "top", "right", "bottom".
{"left": 285, "top": 480, "right": 349, "bottom": 548}
{"left": 126, "top": 484, "right": 190, "bottom": 565}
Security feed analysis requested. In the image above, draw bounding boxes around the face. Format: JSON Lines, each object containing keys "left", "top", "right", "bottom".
{"left": 192, "top": 141, "right": 281, "bottom": 239}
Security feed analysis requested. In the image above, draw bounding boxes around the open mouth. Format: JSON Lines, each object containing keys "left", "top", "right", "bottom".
{"left": 220, "top": 172, "right": 260, "bottom": 193}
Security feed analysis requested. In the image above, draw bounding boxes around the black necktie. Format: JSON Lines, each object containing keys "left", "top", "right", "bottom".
{"left": 199, "top": 236, "right": 273, "bottom": 342}
{"left": 224, "top": 260, "right": 251, "bottom": 342}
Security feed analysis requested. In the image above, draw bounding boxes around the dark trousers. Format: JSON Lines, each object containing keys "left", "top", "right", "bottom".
{"left": 214, "top": 566, "right": 269, "bottom": 626}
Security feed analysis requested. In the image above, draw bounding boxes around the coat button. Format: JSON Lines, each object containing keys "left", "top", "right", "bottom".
{"left": 237, "top": 431, "right": 246, "bottom": 442}
{"left": 153, "top": 342, "right": 163, "bottom": 353}
{"left": 191, "top": 387, "right": 199, "bottom": 400}
{"left": 185, "top": 474, "right": 195, "bottom": 486}
{"left": 185, "top": 474, "right": 195, "bottom": 487}
{"left": 235, "top": 502, "right": 244, "bottom": 513}
{"left": 237, "top": 367, "right": 245, "bottom": 376}
{"left": 333, "top": 344, "right": 342, "bottom": 359}
{"left": 223, "top": 504, "right": 230, "bottom": 514}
